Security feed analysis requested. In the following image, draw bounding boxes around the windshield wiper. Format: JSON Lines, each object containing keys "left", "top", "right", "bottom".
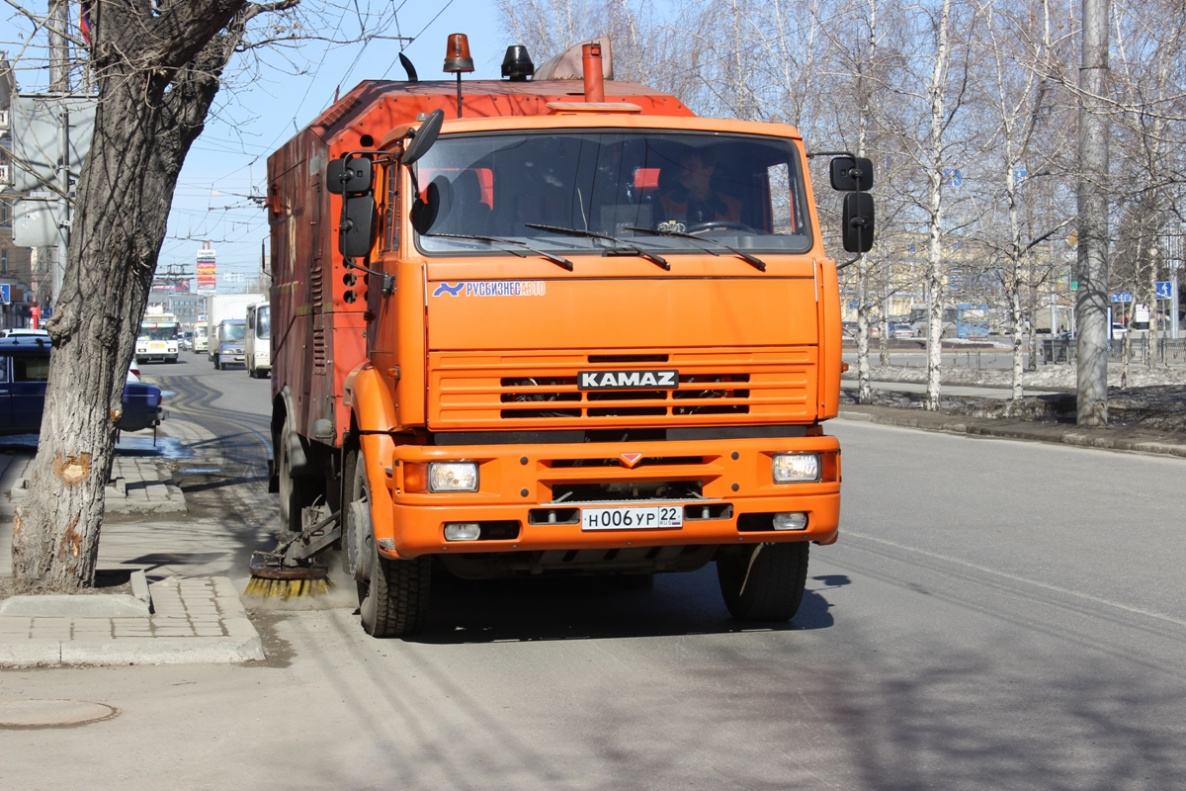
{"left": 624, "top": 226, "right": 767, "bottom": 272}
{"left": 524, "top": 223, "right": 670, "bottom": 271}
{"left": 422, "top": 232, "right": 574, "bottom": 271}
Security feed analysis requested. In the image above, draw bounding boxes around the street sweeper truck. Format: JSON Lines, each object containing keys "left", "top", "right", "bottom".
{"left": 253, "top": 35, "right": 874, "bottom": 636}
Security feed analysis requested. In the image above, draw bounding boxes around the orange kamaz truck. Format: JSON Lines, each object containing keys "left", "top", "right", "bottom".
{"left": 263, "top": 38, "right": 873, "bottom": 636}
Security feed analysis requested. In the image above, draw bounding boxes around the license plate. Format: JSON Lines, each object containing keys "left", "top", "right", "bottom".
{"left": 581, "top": 505, "right": 683, "bottom": 531}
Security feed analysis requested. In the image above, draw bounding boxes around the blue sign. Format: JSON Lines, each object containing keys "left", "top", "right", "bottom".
{"left": 1111, "top": 292, "right": 1133, "bottom": 303}
{"left": 1156, "top": 281, "right": 1173, "bottom": 299}
{"left": 944, "top": 168, "right": 962, "bottom": 187}
{"left": 1013, "top": 168, "right": 1027, "bottom": 185}
{"left": 0, "top": 284, "right": 9, "bottom": 305}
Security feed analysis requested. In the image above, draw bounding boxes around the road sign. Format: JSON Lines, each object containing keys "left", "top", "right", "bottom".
{"left": 12, "top": 195, "right": 67, "bottom": 247}
{"left": 1156, "top": 281, "right": 1173, "bottom": 299}
{"left": 944, "top": 168, "right": 962, "bottom": 187}
{"left": 1111, "top": 292, "right": 1133, "bottom": 303}
{"left": 0, "top": 284, "right": 10, "bottom": 305}
{"left": 10, "top": 94, "right": 96, "bottom": 193}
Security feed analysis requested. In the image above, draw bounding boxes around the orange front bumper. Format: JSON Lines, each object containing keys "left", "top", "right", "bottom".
{"left": 363, "top": 434, "right": 841, "bottom": 559}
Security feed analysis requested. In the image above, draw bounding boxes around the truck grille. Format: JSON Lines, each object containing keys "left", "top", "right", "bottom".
{"left": 498, "top": 374, "right": 751, "bottom": 418}
{"left": 429, "top": 350, "right": 816, "bottom": 428}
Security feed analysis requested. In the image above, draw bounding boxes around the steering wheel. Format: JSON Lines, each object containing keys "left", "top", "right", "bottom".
{"left": 686, "top": 221, "right": 756, "bottom": 236}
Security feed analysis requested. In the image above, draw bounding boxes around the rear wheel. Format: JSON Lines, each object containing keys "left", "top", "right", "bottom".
{"left": 350, "top": 451, "right": 431, "bottom": 637}
{"left": 276, "top": 413, "right": 314, "bottom": 534}
{"left": 716, "top": 542, "right": 809, "bottom": 621}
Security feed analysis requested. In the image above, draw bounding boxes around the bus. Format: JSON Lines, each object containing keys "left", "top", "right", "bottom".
{"left": 135, "top": 310, "right": 180, "bottom": 363}
{"left": 245, "top": 300, "right": 270, "bottom": 378}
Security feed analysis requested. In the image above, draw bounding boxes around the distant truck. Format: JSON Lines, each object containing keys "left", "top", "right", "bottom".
{"left": 245, "top": 300, "right": 271, "bottom": 378}
{"left": 204, "top": 293, "right": 263, "bottom": 369}
{"left": 136, "top": 310, "right": 180, "bottom": 364}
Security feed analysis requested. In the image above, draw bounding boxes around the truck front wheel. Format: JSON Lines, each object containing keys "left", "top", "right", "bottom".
{"left": 716, "top": 542, "right": 809, "bottom": 621}
{"left": 350, "top": 452, "right": 431, "bottom": 637}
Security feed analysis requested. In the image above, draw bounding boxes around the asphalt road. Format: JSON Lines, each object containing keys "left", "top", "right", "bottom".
{"left": 3, "top": 364, "right": 1184, "bottom": 790}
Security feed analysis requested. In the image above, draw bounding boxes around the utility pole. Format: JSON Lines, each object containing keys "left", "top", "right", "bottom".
{"left": 48, "top": 1, "right": 69, "bottom": 92}
{"left": 1076, "top": 0, "right": 1110, "bottom": 426}
{"left": 47, "top": 0, "right": 71, "bottom": 309}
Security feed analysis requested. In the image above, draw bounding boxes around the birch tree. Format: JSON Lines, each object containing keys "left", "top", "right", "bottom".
{"left": 974, "top": 0, "right": 1067, "bottom": 400}
{"left": 875, "top": 0, "right": 969, "bottom": 410}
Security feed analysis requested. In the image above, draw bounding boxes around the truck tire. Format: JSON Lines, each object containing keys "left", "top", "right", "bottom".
{"left": 716, "top": 542, "right": 809, "bottom": 621}
{"left": 359, "top": 541, "right": 432, "bottom": 637}
{"left": 350, "top": 452, "right": 431, "bottom": 636}
{"left": 277, "top": 413, "right": 314, "bottom": 534}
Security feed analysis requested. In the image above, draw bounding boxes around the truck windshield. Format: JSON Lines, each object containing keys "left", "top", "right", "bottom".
{"left": 220, "top": 323, "right": 246, "bottom": 341}
{"left": 411, "top": 131, "right": 812, "bottom": 256}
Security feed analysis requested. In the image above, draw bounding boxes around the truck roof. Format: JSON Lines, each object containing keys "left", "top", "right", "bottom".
{"left": 276, "top": 78, "right": 697, "bottom": 163}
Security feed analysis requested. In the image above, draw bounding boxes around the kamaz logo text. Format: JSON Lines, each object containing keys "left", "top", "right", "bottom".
{"left": 578, "top": 370, "right": 679, "bottom": 390}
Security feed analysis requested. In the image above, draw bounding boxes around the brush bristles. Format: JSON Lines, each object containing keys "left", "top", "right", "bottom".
{"left": 245, "top": 576, "right": 334, "bottom": 598}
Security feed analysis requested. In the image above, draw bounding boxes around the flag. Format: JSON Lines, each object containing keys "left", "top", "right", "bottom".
{"left": 79, "top": 2, "right": 92, "bottom": 45}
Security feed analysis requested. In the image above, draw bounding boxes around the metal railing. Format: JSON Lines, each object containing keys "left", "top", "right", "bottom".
{"left": 1041, "top": 337, "right": 1186, "bottom": 366}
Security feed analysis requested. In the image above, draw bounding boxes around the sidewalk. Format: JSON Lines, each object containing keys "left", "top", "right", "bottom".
{"left": 0, "top": 574, "right": 263, "bottom": 666}
{"left": 0, "top": 434, "right": 266, "bottom": 668}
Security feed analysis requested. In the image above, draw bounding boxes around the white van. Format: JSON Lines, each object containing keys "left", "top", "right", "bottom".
{"left": 245, "top": 301, "right": 271, "bottom": 378}
{"left": 193, "top": 322, "right": 209, "bottom": 354}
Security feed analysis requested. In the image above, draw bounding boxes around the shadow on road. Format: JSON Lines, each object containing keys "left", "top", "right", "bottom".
{"left": 403, "top": 565, "right": 841, "bottom": 644}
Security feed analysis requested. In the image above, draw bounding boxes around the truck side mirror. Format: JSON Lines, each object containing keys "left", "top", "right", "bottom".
{"left": 327, "top": 157, "right": 374, "bottom": 195}
{"left": 339, "top": 195, "right": 377, "bottom": 258}
{"left": 830, "top": 156, "right": 874, "bottom": 192}
{"left": 401, "top": 109, "right": 445, "bottom": 166}
{"left": 842, "top": 192, "right": 875, "bottom": 253}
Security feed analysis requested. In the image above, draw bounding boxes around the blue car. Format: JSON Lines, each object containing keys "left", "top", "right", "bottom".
{"left": 0, "top": 336, "right": 164, "bottom": 435}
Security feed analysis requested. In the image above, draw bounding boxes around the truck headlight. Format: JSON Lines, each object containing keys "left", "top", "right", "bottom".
{"left": 772, "top": 453, "right": 820, "bottom": 483}
{"left": 428, "top": 462, "right": 479, "bottom": 492}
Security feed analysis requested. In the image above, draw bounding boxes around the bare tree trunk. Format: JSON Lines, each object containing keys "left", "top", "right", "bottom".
{"left": 923, "top": 0, "right": 953, "bottom": 411}
{"left": 1076, "top": 0, "right": 1110, "bottom": 426}
{"left": 856, "top": 271, "right": 872, "bottom": 402}
{"left": 11, "top": 0, "right": 275, "bottom": 590}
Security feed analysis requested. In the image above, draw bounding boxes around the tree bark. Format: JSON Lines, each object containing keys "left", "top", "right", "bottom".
{"left": 10, "top": 0, "right": 272, "bottom": 590}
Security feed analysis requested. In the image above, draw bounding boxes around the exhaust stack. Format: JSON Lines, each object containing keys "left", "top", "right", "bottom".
{"left": 582, "top": 42, "right": 604, "bottom": 103}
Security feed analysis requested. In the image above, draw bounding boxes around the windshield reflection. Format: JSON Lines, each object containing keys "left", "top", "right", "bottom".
{"left": 411, "top": 131, "right": 812, "bottom": 256}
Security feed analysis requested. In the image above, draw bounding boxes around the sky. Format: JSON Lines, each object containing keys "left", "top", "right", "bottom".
{"left": 159, "top": 1, "right": 509, "bottom": 293}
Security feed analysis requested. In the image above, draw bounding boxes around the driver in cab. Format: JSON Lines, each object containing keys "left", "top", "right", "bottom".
{"left": 657, "top": 150, "right": 741, "bottom": 232}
